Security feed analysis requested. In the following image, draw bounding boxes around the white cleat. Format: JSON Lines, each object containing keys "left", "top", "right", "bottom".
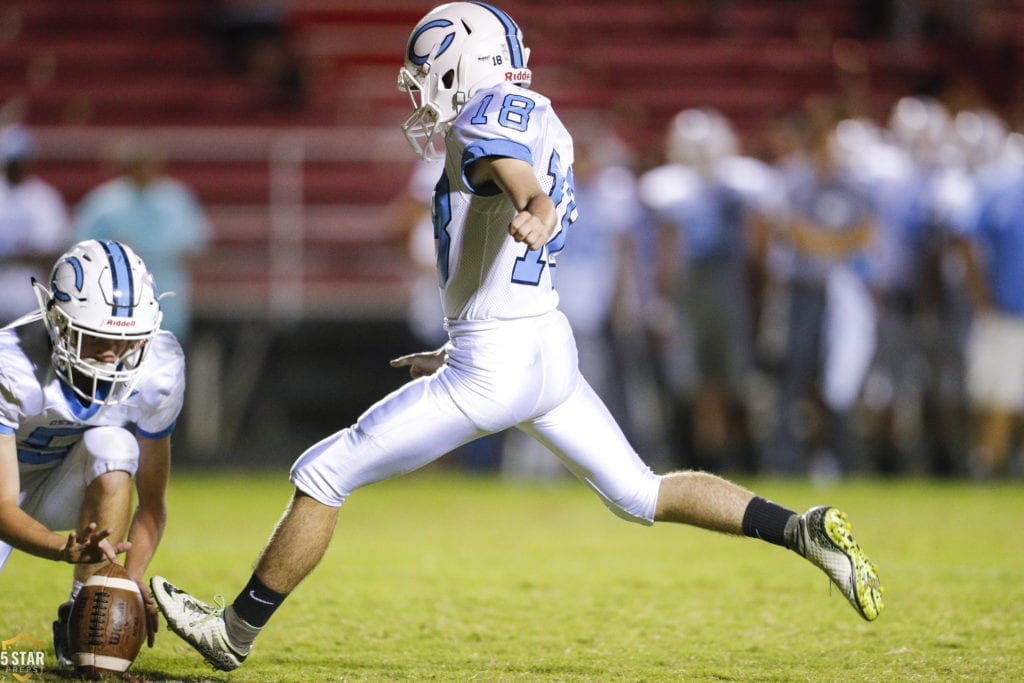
{"left": 150, "top": 576, "right": 248, "bottom": 671}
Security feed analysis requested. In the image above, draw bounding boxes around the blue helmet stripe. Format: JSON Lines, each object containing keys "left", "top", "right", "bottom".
{"left": 101, "top": 240, "right": 134, "bottom": 317}
{"left": 472, "top": 2, "right": 525, "bottom": 68}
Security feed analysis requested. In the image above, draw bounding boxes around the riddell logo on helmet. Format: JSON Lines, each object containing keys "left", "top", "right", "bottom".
{"left": 505, "top": 70, "right": 529, "bottom": 82}
{"left": 104, "top": 318, "right": 137, "bottom": 328}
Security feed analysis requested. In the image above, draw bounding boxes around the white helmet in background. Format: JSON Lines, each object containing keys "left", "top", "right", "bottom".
{"left": 398, "top": 2, "right": 532, "bottom": 159}
{"left": 952, "top": 108, "right": 1008, "bottom": 170}
{"left": 887, "top": 96, "right": 953, "bottom": 166}
{"left": 666, "top": 107, "right": 738, "bottom": 171}
{"left": 33, "top": 239, "right": 163, "bottom": 405}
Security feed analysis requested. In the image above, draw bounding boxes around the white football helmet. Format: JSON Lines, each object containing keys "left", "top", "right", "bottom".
{"left": 887, "top": 96, "right": 953, "bottom": 167}
{"left": 33, "top": 239, "right": 163, "bottom": 405}
{"left": 952, "top": 108, "right": 1008, "bottom": 170}
{"left": 665, "top": 108, "right": 738, "bottom": 171}
{"left": 397, "top": 2, "right": 532, "bottom": 159}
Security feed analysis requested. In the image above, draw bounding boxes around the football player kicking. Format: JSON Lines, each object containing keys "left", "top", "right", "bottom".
{"left": 0, "top": 239, "right": 184, "bottom": 665}
{"left": 151, "top": 2, "right": 883, "bottom": 672}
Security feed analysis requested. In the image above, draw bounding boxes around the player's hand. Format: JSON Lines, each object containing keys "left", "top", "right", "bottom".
{"left": 136, "top": 577, "right": 159, "bottom": 647}
{"left": 59, "top": 522, "right": 131, "bottom": 564}
{"left": 390, "top": 347, "right": 447, "bottom": 379}
{"left": 509, "top": 209, "right": 554, "bottom": 251}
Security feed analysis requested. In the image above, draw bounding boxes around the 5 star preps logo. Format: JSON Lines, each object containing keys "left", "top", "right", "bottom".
{"left": 1, "top": 632, "right": 46, "bottom": 681}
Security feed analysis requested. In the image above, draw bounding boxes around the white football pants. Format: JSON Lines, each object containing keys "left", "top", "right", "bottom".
{"left": 291, "top": 309, "right": 662, "bottom": 524}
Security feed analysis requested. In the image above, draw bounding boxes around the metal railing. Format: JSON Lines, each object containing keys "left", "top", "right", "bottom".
{"left": 33, "top": 125, "right": 415, "bottom": 321}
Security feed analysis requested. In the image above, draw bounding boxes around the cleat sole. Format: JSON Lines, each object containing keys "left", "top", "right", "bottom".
{"left": 822, "top": 508, "right": 884, "bottom": 621}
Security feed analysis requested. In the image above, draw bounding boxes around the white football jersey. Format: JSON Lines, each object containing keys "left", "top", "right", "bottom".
{"left": 0, "top": 323, "right": 185, "bottom": 470}
{"left": 437, "top": 82, "right": 577, "bottom": 323}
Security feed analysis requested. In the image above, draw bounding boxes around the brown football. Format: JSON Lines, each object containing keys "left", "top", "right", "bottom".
{"left": 69, "top": 563, "right": 145, "bottom": 679}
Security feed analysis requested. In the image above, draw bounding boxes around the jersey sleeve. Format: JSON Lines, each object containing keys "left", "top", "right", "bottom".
{"left": 451, "top": 85, "right": 549, "bottom": 195}
{"left": 0, "top": 346, "right": 19, "bottom": 433}
{"left": 0, "top": 330, "right": 47, "bottom": 433}
{"left": 134, "top": 331, "right": 186, "bottom": 439}
{"left": 0, "top": 376, "right": 18, "bottom": 433}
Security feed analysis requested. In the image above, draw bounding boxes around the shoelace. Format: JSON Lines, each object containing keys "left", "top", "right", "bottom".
{"left": 185, "top": 595, "right": 227, "bottom": 628}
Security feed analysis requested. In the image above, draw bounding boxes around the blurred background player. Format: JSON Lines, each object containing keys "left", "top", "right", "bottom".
{"left": 0, "top": 123, "right": 72, "bottom": 327}
{"left": 0, "top": 239, "right": 185, "bottom": 666}
{"left": 872, "top": 97, "right": 975, "bottom": 476}
{"left": 831, "top": 108, "right": 933, "bottom": 476}
{"left": 151, "top": 3, "right": 882, "bottom": 673}
{"left": 959, "top": 125, "right": 1024, "bottom": 478}
{"left": 639, "top": 107, "right": 776, "bottom": 474}
{"left": 762, "top": 109, "right": 878, "bottom": 478}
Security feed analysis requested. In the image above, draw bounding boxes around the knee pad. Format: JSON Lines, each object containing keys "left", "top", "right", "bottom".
{"left": 80, "top": 426, "right": 139, "bottom": 484}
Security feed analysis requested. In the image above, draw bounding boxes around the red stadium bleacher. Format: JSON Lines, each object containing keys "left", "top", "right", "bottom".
{"left": 1, "top": 0, "right": 989, "bottom": 321}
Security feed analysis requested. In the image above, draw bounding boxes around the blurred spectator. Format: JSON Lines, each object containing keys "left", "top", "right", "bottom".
{"left": 764, "top": 112, "right": 877, "bottom": 478}
{"left": 958, "top": 142, "right": 1024, "bottom": 478}
{"left": 0, "top": 123, "right": 71, "bottom": 325}
{"left": 73, "top": 141, "right": 211, "bottom": 346}
{"left": 213, "top": 0, "right": 306, "bottom": 107}
{"left": 638, "top": 109, "right": 768, "bottom": 472}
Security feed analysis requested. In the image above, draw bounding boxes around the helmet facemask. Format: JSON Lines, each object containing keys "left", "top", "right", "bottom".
{"left": 397, "top": 66, "right": 452, "bottom": 161}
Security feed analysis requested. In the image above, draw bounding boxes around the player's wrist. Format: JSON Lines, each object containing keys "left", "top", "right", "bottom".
{"left": 52, "top": 535, "right": 70, "bottom": 562}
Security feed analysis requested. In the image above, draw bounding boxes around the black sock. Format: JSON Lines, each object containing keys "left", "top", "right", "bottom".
{"left": 232, "top": 574, "right": 288, "bottom": 628}
{"left": 741, "top": 497, "right": 796, "bottom": 548}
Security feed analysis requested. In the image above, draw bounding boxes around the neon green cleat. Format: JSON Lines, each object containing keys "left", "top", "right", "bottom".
{"left": 792, "top": 506, "right": 884, "bottom": 621}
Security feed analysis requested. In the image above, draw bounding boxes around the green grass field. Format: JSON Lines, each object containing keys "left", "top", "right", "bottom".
{"left": 3, "top": 470, "right": 1023, "bottom": 682}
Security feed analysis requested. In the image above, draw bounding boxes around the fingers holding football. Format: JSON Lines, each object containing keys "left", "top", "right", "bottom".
{"left": 61, "top": 522, "right": 131, "bottom": 564}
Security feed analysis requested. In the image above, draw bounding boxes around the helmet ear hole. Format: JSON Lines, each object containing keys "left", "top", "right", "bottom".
{"left": 442, "top": 69, "right": 455, "bottom": 89}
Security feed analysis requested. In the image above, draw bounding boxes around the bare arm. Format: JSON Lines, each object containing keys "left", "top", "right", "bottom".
{"left": 467, "top": 156, "right": 557, "bottom": 250}
{"left": 952, "top": 235, "right": 993, "bottom": 312}
{"left": 0, "top": 432, "right": 127, "bottom": 563}
{"left": 125, "top": 433, "right": 171, "bottom": 646}
{"left": 654, "top": 219, "right": 681, "bottom": 299}
{"left": 788, "top": 216, "right": 874, "bottom": 258}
